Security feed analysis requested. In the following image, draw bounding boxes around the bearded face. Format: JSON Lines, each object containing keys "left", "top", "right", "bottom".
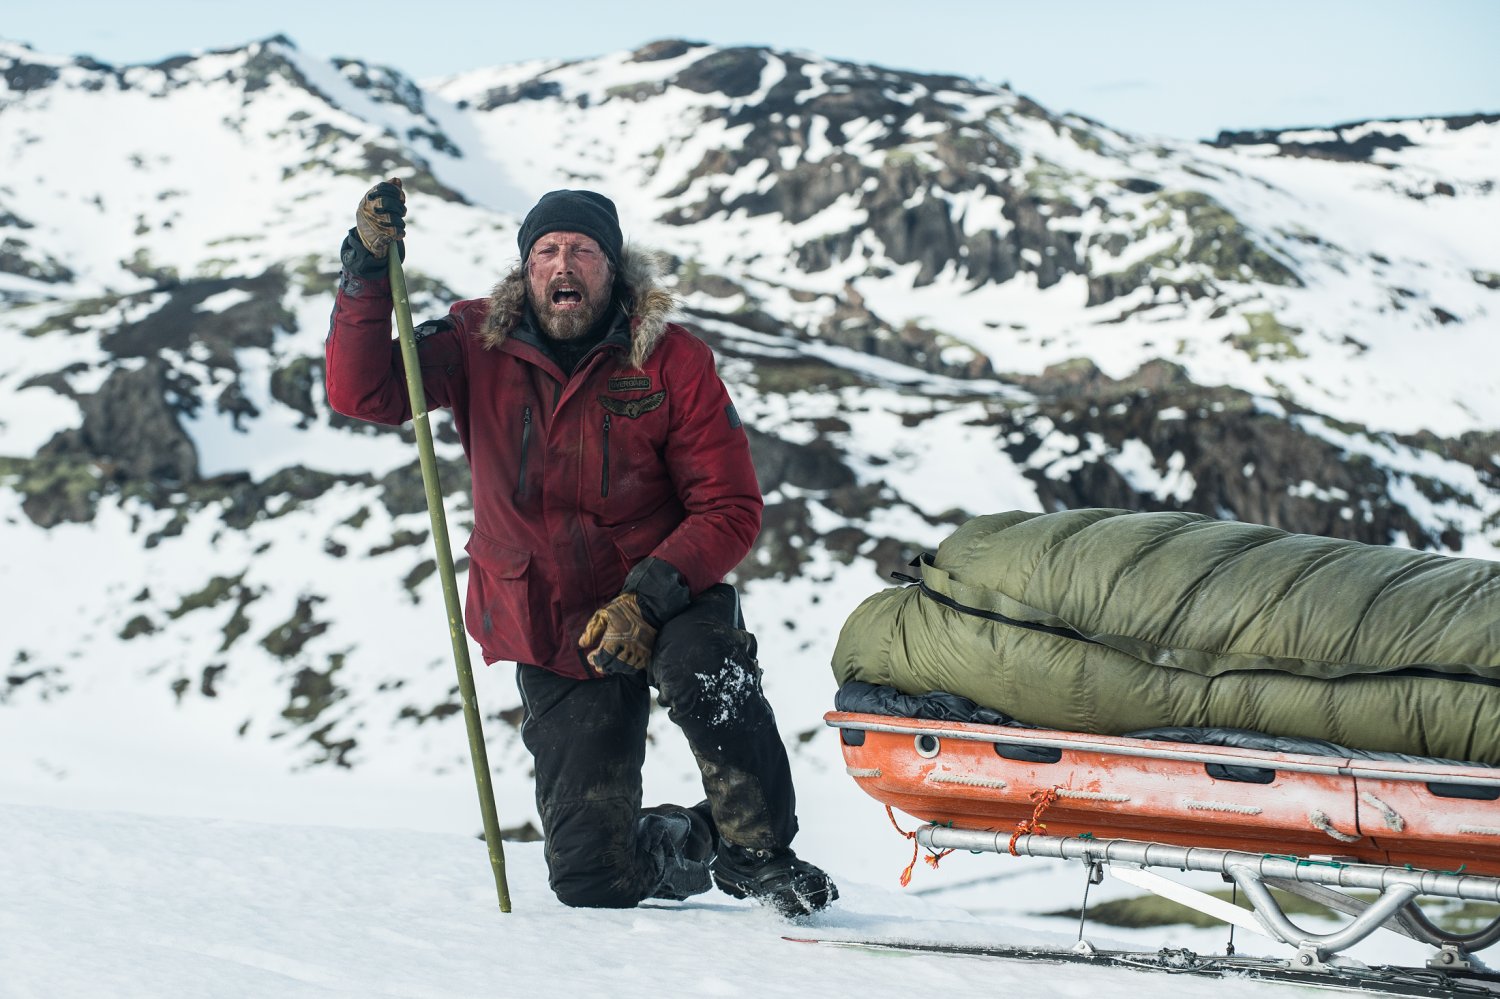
{"left": 525, "top": 232, "right": 614, "bottom": 339}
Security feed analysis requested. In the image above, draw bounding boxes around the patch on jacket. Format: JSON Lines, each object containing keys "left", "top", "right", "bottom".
{"left": 599, "top": 390, "right": 666, "bottom": 419}
{"left": 725, "top": 403, "right": 742, "bottom": 429}
{"left": 608, "top": 376, "right": 652, "bottom": 391}
{"left": 413, "top": 317, "right": 453, "bottom": 343}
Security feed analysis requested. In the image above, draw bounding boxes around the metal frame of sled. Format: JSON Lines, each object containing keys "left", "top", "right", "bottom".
{"left": 925, "top": 828, "right": 1500, "bottom": 971}
{"left": 829, "top": 710, "right": 1500, "bottom": 970}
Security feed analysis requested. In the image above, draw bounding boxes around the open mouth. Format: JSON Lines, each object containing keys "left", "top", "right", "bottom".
{"left": 551, "top": 286, "right": 583, "bottom": 307}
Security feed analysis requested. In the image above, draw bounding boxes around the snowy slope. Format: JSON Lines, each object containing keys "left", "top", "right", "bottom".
{"left": 1, "top": 801, "right": 1438, "bottom": 998}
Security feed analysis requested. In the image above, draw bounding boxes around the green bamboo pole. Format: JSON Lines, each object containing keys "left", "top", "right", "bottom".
{"left": 389, "top": 248, "right": 512, "bottom": 912}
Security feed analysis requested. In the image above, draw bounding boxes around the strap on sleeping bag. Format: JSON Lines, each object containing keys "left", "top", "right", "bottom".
{"left": 914, "top": 553, "right": 1101, "bottom": 645}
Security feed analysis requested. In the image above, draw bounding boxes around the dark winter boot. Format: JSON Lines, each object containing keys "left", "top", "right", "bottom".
{"left": 639, "top": 803, "right": 717, "bottom": 901}
{"left": 712, "top": 843, "right": 838, "bottom": 918}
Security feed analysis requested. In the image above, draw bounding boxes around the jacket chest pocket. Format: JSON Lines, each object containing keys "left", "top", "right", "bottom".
{"left": 596, "top": 389, "right": 667, "bottom": 500}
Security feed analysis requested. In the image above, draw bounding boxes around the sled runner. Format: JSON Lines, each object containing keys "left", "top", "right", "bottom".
{"left": 828, "top": 706, "right": 1500, "bottom": 975}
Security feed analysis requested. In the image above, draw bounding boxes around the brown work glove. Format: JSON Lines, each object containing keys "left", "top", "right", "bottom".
{"left": 579, "top": 592, "right": 658, "bottom": 677}
{"left": 354, "top": 177, "right": 406, "bottom": 257}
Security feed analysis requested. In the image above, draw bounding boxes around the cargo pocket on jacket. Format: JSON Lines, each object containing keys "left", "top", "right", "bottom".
{"left": 464, "top": 531, "right": 543, "bottom": 664}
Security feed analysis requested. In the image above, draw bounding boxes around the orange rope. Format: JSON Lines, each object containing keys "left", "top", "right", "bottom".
{"left": 1008, "top": 786, "right": 1061, "bottom": 856}
{"left": 885, "top": 806, "right": 953, "bottom": 886}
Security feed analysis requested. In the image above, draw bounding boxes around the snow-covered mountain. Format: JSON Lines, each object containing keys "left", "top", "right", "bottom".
{"left": 1, "top": 33, "right": 1497, "bottom": 888}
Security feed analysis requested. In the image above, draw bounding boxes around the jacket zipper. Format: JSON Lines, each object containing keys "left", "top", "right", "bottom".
{"left": 601, "top": 413, "right": 611, "bottom": 498}
{"left": 516, "top": 405, "right": 532, "bottom": 499}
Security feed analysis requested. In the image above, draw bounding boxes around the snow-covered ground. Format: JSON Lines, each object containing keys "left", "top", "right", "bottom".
{"left": 1, "top": 800, "right": 1431, "bottom": 999}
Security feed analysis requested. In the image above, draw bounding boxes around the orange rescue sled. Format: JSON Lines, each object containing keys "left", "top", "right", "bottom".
{"left": 830, "top": 709, "right": 1500, "bottom": 968}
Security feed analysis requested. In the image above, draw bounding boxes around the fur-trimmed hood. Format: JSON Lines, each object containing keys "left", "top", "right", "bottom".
{"left": 477, "top": 245, "right": 676, "bottom": 370}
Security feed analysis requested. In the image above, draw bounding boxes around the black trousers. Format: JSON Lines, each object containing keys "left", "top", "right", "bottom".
{"left": 517, "top": 584, "right": 799, "bottom": 908}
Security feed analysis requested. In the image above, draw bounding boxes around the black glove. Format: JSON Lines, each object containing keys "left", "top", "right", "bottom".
{"left": 354, "top": 178, "right": 406, "bottom": 258}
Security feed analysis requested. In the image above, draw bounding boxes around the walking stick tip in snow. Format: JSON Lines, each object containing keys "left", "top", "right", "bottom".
{"left": 388, "top": 246, "right": 513, "bottom": 912}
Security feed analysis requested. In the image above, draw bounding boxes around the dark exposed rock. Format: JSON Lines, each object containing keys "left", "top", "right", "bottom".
{"left": 168, "top": 574, "right": 245, "bottom": 620}
{"left": 37, "top": 358, "right": 200, "bottom": 490}
{"left": 402, "top": 559, "right": 436, "bottom": 600}
{"left": 1210, "top": 116, "right": 1498, "bottom": 161}
{"left": 662, "top": 69, "right": 1077, "bottom": 290}
{"left": 1218, "top": 130, "right": 1413, "bottom": 161}
{"left": 261, "top": 595, "right": 330, "bottom": 660}
{"left": 119, "top": 615, "right": 155, "bottom": 639}
{"left": 238, "top": 36, "right": 326, "bottom": 98}
{"left": 746, "top": 427, "right": 854, "bottom": 493}
{"left": 0, "top": 206, "right": 35, "bottom": 229}
{"left": 333, "top": 57, "right": 428, "bottom": 118}
{"left": 377, "top": 456, "right": 470, "bottom": 518}
{"left": 103, "top": 271, "right": 293, "bottom": 362}
{"left": 18, "top": 364, "right": 86, "bottom": 398}
{"left": 997, "top": 363, "right": 1459, "bottom": 550}
{"left": 201, "top": 664, "right": 227, "bottom": 697}
{"left": 3, "top": 60, "right": 60, "bottom": 93}
{"left": 369, "top": 529, "right": 429, "bottom": 556}
{"left": 812, "top": 284, "right": 994, "bottom": 379}
{"left": 676, "top": 47, "right": 768, "bottom": 98}
{"left": 736, "top": 497, "right": 817, "bottom": 581}
{"left": 269, "top": 356, "right": 320, "bottom": 427}
{"left": 398, "top": 699, "right": 461, "bottom": 725}
{"left": 259, "top": 466, "right": 366, "bottom": 514}
{"left": 1086, "top": 191, "right": 1301, "bottom": 306}
{"left": 0, "top": 454, "right": 103, "bottom": 528}
{"left": 0, "top": 238, "right": 75, "bottom": 283}
{"left": 476, "top": 78, "right": 563, "bottom": 110}
{"left": 303, "top": 722, "right": 357, "bottom": 768}
{"left": 279, "top": 652, "right": 356, "bottom": 766}
{"left": 499, "top": 821, "right": 544, "bottom": 843}
{"left": 632, "top": 39, "right": 708, "bottom": 62}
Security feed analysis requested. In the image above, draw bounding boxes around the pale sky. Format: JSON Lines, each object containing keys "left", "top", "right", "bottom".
{"left": 4, "top": 0, "right": 1498, "bottom": 140}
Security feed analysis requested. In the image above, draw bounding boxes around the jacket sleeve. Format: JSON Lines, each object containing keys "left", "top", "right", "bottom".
{"left": 648, "top": 333, "right": 764, "bottom": 600}
{"left": 324, "top": 231, "right": 467, "bottom": 425}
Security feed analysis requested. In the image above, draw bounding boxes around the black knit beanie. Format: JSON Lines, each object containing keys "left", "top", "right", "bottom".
{"left": 517, "top": 190, "right": 623, "bottom": 268}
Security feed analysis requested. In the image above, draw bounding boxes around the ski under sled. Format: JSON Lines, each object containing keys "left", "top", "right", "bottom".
{"left": 826, "top": 707, "right": 1500, "bottom": 985}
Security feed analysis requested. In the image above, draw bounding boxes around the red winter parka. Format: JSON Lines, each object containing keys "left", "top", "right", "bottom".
{"left": 325, "top": 248, "right": 763, "bottom": 679}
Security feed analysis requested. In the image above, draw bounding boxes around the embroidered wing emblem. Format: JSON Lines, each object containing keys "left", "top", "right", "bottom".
{"left": 598, "top": 390, "right": 666, "bottom": 419}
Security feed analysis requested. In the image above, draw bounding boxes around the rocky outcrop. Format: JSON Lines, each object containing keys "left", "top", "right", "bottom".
{"left": 1211, "top": 114, "right": 1500, "bottom": 162}
{"left": 1001, "top": 361, "right": 1468, "bottom": 550}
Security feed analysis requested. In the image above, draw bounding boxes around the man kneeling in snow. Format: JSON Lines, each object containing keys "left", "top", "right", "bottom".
{"left": 324, "top": 179, "right": 836, "bottom": 917}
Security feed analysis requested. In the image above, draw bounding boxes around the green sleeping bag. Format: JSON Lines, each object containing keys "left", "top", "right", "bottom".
{"left": 831, "top": 509, "right": 1500, "bottom": 763}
